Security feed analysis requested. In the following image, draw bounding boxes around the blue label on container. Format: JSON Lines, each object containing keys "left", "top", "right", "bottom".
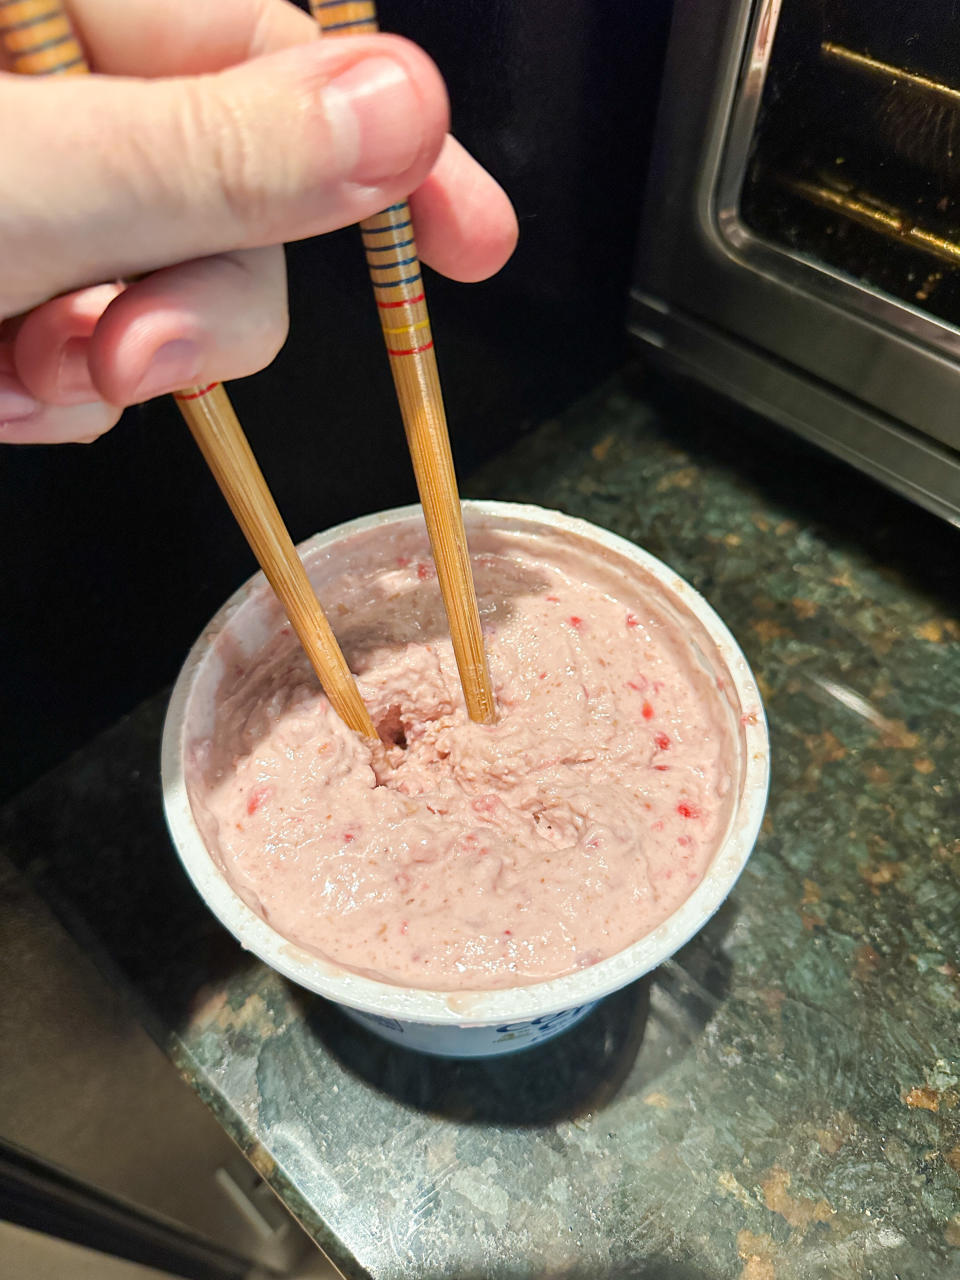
{"left": 354, "top": 1012, "right": 404, "bottom": 1033}
{"left": 495, "top": 1005, "right": 590, "bottom": 1036}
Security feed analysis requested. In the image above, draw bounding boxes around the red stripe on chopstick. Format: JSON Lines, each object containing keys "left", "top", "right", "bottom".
{"left": 386, "top": 341, "right": 434, "bottom": 356}
{"left": 173, "top": 382, "right": 219, "bottom": 401}
{"left": 376, "top": 292, "right": 425, "bottom": 310}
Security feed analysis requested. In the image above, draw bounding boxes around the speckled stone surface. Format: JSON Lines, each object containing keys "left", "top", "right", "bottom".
{"left": 3, "top": 369, "right": 959, "bottom": 1280}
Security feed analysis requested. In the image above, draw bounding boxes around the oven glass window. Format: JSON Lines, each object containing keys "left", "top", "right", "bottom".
{"left": 740, "top": 0, "right": 960, "bottom": 327}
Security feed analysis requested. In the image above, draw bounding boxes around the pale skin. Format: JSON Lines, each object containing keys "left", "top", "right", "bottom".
{"left": 0, "top": 0, "right": 519, "bottom": 443}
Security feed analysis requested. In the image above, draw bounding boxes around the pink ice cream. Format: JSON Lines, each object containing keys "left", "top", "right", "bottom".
{"left": 188, "top": 521, "right": 737, "bottom": 990}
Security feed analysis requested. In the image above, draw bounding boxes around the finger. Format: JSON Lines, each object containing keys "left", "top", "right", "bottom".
{"left": 0, "top": 400, "right": 120, "bottom": 444}
{"left": 90, "top": 248, "right": 288, "bottom": 405}
{"left": 0, "top": 35, "right": 449, "bottom": 318}
{"left": 0, "top": 0, "right": 316, "bottom": 75}
{"left": 0, "top": 379, "right": 119, "bottom": 445}
{"left": 15, "top": 249, "right": 287, "bottom": 407}
{"left": 13, "top": 283, "right": 124, "bottom": 405}
{"left": 0, "top": 333, "right": 118, "bottom": 441}
{"left": 0, "top": 342, "right": 40, "bottom": 425}
{"left": 410, "top": 136, "right": 519, "bottom": 283}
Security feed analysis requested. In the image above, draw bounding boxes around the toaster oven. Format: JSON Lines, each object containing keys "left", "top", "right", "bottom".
{"left": 632, "top": 0, "right": 960, "bottom": 525}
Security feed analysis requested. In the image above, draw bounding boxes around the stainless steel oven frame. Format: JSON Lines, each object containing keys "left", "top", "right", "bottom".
{"left": 631, "top": 0, "right": 960, "bottom": 525}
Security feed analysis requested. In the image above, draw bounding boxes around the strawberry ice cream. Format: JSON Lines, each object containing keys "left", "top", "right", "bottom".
{"left": 187, "top": 520, "right": 737, "bottom": 990}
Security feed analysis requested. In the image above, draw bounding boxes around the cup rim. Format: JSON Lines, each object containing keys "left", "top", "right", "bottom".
{"left": 161, "top": 500, "right": 770, "bottom": 1026}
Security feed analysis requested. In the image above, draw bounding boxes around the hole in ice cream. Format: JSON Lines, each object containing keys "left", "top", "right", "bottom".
{"left": 186, "top": 519, "right": 741, "bottom": 992}
{"left": 376, "top": 704, "right": 408, "bottom": 750}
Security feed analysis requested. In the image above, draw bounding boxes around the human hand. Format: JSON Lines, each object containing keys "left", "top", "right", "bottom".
{"left": 0, "top": 0, "right": 518, "bottom": 443}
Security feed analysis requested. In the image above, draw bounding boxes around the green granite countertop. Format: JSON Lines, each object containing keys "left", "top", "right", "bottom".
{"left": 3, "top": 369, "right": 959, "bottom": 1279}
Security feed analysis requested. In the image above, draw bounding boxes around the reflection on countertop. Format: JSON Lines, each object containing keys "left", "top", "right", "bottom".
{"left": 3, "top": 367, "right": 959, "bottom": 1280}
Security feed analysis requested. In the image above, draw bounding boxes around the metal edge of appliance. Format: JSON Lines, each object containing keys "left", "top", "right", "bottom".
{"left": 0, "top": 853, "right": 331, "bottom": 1279}
{"left": 631, "top": 292, "right": 960, "bottom": 526}
{"left": 630, "top": 0, "right": 960, "bottom": 526}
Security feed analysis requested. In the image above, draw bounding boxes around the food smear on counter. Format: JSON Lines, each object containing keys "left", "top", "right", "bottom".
{"left": 188, "top": 524, "right": 737, "bottom": 990}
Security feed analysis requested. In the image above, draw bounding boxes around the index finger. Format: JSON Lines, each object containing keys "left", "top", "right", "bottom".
{"left": 0, "top": 0, "right": 316, "bottom": 76}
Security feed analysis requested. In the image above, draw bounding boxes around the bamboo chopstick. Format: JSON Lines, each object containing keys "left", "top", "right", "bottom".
{"left": 310, "top": 0, "right": 498, "bottom": 726}
{"left": 0, "top": 0, "right": 378, "bottom": 740}
{"left": 173, "top": 385, "right": 378, "bottom": 738}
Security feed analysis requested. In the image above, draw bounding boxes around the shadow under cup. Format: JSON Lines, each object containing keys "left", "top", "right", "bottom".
{"left": 161, "top": 501, "right": 770, "bottom": 1058}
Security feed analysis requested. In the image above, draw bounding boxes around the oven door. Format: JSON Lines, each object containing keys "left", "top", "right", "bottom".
{"left": 0, "top": 856, "right": 320, "bottom": 1278}
{"left": 632, "top": 0, "right": 960, "bottom": 525}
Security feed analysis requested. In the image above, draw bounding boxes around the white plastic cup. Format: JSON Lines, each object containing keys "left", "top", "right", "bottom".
{"left": 162, "top": 502, "right": 770, "bottom": 1058}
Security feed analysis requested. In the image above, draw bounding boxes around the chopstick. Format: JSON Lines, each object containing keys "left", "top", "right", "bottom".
{"left": 172, "top": 385, "right": 378, "bottom": 739}
{"left": 310, "top": 0, "right": 498, "bottom": 726}
{"left": 0, "top": 0, "right": 378, "bottom": 741}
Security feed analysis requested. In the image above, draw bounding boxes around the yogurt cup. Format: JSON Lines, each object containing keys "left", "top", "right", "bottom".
{"left": 161, "top": 502, "right": 769, "bottom": 1058}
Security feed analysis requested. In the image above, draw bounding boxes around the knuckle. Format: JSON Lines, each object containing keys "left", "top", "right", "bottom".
{"left": 254, "top": 304, "right": 288, "bottom": 364}
{"left": 243, "top": 299, "right": 289, "bottom": 368}
{"left": 206, "top": 251, "right": 288, "bottom": 376}
{"left": 227, "top": 251, "right": 289, "bottom": 359}
{"left": 236, "top": 300, "right": 287, "bottom": 368}
{"left": 78, "top": 414, "right": 120, "bottom": 444}
{"left": 178, "top": 80, "right": 273, "bottom": 236}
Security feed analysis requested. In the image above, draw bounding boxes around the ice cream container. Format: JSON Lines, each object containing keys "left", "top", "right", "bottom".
{"left": 161, "top": 501, "right": 769, "bottom": 1058}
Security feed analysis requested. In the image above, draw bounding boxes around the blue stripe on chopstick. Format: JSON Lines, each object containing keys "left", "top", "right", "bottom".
{"left": 369, "top": 256, "right": 418, "bottom": 270}
{"left": 322, "top": 17, "right": 376, "bottom": 31}
{"left": 363, "top": 220, "right": 412, "bottom": 236}
{"left": 373, "top": 273, "right": 422, "bottom": 288}
{"left": 363, "top": 238, "right": 415, "bottom": 252}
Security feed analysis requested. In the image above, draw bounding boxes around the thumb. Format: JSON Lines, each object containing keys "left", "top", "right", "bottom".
{"left": 0, "top": 33, "right": 448, "bottom": 319}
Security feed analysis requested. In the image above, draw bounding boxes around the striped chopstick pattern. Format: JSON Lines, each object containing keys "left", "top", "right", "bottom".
{"left": 362, "top": 203, "right": 435, "bottom": 358}
{"left": 310, "top": 0, "right": 377, "bottom": 35}
{"left": 0, "top": 0, "right": 86, "bottom": 74}
{"left": 308, "top": 0, "right": 437, "bottom": 367}
{"left": 309, "top": 3, "right": 436, "bottom": 359}
{"left": 311, "top": 0, "right": 498, "bottom": 725}
{"left": 0, "top": 6, "right": 227, "bottom": 409}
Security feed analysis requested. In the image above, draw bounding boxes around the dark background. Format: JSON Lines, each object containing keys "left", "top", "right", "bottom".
{"left": 1, "top": 0, "right": 671, "bottom": 800}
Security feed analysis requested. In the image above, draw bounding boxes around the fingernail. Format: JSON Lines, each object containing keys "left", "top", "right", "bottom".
{"left": 56, "top": 337, "right": 98, "bottom": 403}
{"left": 133, "top": 340, "right": 202, "bottom": 400}
{"left": 0, "top": 377, "right": 39, "bottom": 423}
{"left": 328, "top": 56, "right": 422, "bottom": 184}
